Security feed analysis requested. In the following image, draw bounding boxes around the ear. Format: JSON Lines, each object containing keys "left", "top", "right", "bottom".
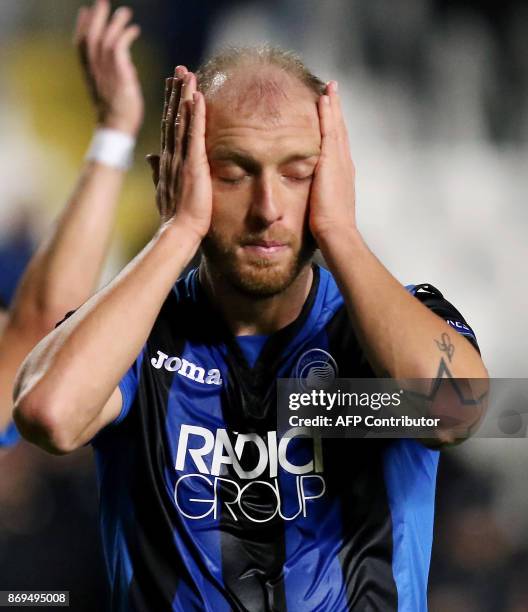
{"left": 145, "top": 154, "right": 160, "bottom": 186}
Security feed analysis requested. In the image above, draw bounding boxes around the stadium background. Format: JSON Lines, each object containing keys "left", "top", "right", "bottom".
{"left": 0, "top": 1, "right": 527, "bottom": 610}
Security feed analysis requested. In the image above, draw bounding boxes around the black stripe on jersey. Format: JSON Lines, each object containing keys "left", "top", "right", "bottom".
{"left": 324, "top": 306, "right": 399, "bottom": 611}
{"left": 125, "top": 292, "right": 202, "bottom": 611}
{"left": 191, "top": 266, "right": 320, "bottom": 611}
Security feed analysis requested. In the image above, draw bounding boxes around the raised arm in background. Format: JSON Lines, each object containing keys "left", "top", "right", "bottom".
{"left": 0, "top": 0, "right": 143, "bottom": 438}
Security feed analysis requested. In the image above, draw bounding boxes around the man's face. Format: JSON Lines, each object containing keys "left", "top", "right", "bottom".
{"left": 202, "top": 70, "right": 321, "bottom": 298}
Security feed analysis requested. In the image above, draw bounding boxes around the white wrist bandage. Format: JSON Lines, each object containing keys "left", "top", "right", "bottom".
{"left": 85, "top": 128, "right": 136, "bottom": 170}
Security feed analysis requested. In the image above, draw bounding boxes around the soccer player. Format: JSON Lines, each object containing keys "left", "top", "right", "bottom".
{"left": 0, "top": 0, "right": 143, "bottom": 447}
{"left": 14, "top": 48, "right": 488, "bottom": 610}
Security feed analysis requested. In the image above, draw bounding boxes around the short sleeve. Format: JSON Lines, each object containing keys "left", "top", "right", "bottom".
{"left": 88, "top": 348, "right": 146, "bottom": 448}
{"left": 115, "top": 348, "right": 146, "bottom": 426}
{"left": 406, "top": 283, "right": 479, "bottom": 353}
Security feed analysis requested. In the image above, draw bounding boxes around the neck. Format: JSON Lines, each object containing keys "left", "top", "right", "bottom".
{"left": 199, "top": 262, "right": 314, "bottom": 336}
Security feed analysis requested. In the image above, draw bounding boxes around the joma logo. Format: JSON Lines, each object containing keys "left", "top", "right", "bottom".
{"left": 151, "top": 350, "right": 223, "bottom": 386}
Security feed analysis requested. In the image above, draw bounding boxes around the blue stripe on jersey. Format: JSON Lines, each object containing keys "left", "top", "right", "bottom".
{"left": 235, "top": 335, "right": 269, "bottom": 369}
{"left": 94, "top": 436, "right": 136, "bottom": 612}
{"left": 383, "top": 440, "right": 439, "bottom": 612}
{"left": 278, "top": 272, "right": 349, "bottom": 611}
{"left": 279, "top": 407, "right": 349, "bottom": 609}
{"left": 166, "top": 340, "right": 231, "bottom": 611}
{"left": 383, "top": 283, "right": 476, "bottom": 610}
{"left": 172, "top": 580, "right": 212, "bottom": 611}
{"left": 0, "top": 421, "right": 20, "bottom": 447}
{"left": 94, "top": 348, "right": 146, "bottom": 610}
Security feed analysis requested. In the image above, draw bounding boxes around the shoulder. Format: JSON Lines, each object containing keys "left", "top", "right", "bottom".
{"left": 156, "top": 268, "right": 201, "bottom": 331}
{"left": 406, "top": 282, "right": 479, "bottom": 351}
{"left": 407, "top": 283, "right": 477, "bottom": 333}
{"left": 150, "top": 267, "right": 227, "bottom": 351}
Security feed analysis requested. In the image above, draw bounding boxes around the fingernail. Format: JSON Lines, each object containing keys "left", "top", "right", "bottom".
{"left": 323, "top": 95, "right": 330, "bottom": 105}
{"left": 332, "top": 80, "right": 339, "bottom": 93}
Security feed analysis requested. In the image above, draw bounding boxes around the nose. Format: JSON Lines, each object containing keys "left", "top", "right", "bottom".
{"left": 247, "top": 172, "right": 282, "bottom": 229}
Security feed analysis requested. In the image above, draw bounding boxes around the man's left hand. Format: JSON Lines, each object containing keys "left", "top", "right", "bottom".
{"left": 309, "top": 81, "right": 357, "bottom": 244}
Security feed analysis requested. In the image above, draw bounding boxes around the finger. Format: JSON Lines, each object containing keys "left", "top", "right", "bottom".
{"left": 165, "top": 78, "right": 184, "bottom": 154}
{"left": 75, "top": 6, "right": 91, "bottom": 69}
{"left": 186, "top": 92, "right": 207, "bottom": 166}
{"left": 161, "top": 77, "right": 174, "bottom": 151}
{"left": 101, "top": 6, "right": 133, "bottom": 54}
{"left": 317, "top": 94, "right": 334, "bottom": 144}
{"left": 162, "top": 78, "right": 178, "bottom": 152}
{"left": 85, "top": 0, "right": 111, "bottom": 64}
{"left": 180, "top": 72, "right": 196, "bottom": 104}
{"left": 175, "top": 65, "right": 188, "bottom": 78}
{"left": 113, "top": 23, "right": 141, "bottom": 69}
{"left": 161, "top": 66, "right": 188, "bottom": 151}
{"left": 117, "top": 22, "right": 141, "bottom": 49}
{"left": 73, "top": 6, "right": 90, "bottom": 45}
{"left": 325, "top": 81, "right": 338, "bottom": 109}
{"left": 326, "top": 80, "right": 349, "bottom": 148}
{"left": 324, "top": 81, "right": 338, "bottom": 129}
{"left": 176, "top": 72, "right": 196, "bottom": 146}
{"left": 146, "top": 154, "right": 160, "bottom": 187}
{"left": 164, "top": 78, "right": 174, "bottom": 110}
{"left": 75, "top": 7, "right": 100, "bottom": 104}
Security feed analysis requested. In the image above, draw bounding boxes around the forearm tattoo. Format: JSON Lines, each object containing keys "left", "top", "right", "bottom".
{"left": 435, "top": 332, "right": 454, "bottom": 362}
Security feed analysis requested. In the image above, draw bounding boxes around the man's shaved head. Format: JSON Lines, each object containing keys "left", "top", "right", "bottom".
{"left": 207, "top": 68, "right": 317, "bottom": 124}
{"left": 196, "top": 45, "right": 325, "bottom": 115}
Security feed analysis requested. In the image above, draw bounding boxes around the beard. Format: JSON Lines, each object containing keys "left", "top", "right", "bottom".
{"left": 201, "top": 225, "right": 316, "bottom": 298}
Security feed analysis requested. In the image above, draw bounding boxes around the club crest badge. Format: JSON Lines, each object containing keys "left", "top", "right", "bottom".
{"left": 295, "top": 348, "right": 338, "bottom": 391}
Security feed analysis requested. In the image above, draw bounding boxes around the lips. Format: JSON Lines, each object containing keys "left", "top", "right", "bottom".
{"left": 245, "top": 241, "right": 285, "bottom": 248}
{"left": 241, "top": 240, "right": 289, "bottom": 256}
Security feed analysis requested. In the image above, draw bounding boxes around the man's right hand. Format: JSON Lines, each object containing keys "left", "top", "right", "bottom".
{"left": 149, "top": 68, "right": 213, "bottom": 241}
{"left": 74, "top": 0, "right": 144, "bottom": 136}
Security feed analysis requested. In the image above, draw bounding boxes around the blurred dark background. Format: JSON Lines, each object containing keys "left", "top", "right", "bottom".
{"left": 1, "top": 1, "right": 527, "bottom": 610}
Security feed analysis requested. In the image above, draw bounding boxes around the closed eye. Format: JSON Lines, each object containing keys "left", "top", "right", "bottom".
{"left": 218, "top": 176, "right": 246, "bottom": 185}
{"left": 282, "top": 174, "right": 314, "bottom": 182}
